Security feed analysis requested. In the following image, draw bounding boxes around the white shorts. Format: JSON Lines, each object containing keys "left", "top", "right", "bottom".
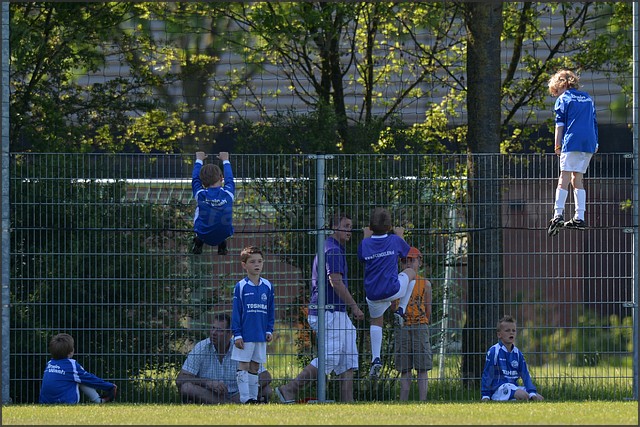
{"left": 366, "top": 272, "right": 410, "bottom": 318}
{"left": 560, "top": 152, "right": 593, "bottom": 174}
{"left": 231, "top": 341, "right": 267, "bottom": 364}
{"left": 307, "top": 311, "right": 358, "bottom": 376}
{"left": 491, "top": 383, "right": 526, "bottom": 401}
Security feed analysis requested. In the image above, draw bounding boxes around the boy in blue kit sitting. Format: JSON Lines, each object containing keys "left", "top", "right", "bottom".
{"left": 191, "top": 151, "right": 235, "bottom": 255}
{"left": 39, "top": 333, "right": 117, "bottom": 404}
{"left": 358, "top": 207, "right": 416, "bottom": 379}
{"left": 481, "top": 315, "right": 544, "bottom": 402}
{"left": 231, "top": 246, "right": 275, "bottom": 403}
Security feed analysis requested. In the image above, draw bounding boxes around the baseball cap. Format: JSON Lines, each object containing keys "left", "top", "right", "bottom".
{"left": 406, "top": 247, "right": 422, "bottom": 259}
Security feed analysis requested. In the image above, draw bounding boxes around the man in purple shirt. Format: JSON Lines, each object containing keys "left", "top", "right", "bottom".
{"left": 276, "top": 212, "right": 364, "bottom": 403}
{"left": 358, "top": 207, "right": 416, "bottom": 379}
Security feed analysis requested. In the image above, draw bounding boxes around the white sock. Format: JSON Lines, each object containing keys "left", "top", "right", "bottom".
{"left": 236, "top": 370, "right": 250, "bottom": 403}
{"left": 248, "top": 372, "right": 259, "bottom": 401}
{"left": 554, "top": 187, "right": 568, "bottom": 217}
{"left": 574, "top": 188, "right": 586, "bottom": 220}
{"left": 370, "top": 325, "right": 383, "bottom": 360}
{"left": 398, "top": 279, "right": 416, "bottom": 311}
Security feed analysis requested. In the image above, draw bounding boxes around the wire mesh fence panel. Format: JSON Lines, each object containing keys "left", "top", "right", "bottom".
{"left": 8, "top": 152, "right": 634, "bottom": 403}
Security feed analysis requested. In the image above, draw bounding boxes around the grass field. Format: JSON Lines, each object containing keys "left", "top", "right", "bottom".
{"left": 2, "top": 401, "right": 638, "bottom": 425}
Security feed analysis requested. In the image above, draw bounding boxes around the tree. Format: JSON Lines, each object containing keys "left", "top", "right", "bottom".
{"left": 9, "top": 3, "right": 167, "bottom": 152}
{"left": 460, "top": 1, "right": 504, "bottom": 386}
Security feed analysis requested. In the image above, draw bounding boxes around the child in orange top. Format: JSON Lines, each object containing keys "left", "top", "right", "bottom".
{"left": 392, "top": 247, "right": 432, "bottom": 401}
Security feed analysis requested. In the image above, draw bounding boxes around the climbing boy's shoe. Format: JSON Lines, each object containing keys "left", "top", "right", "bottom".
{"left": 393, "top": 307, "right": 405, "bottom": 327}
{"left": 369, "top": 357, "right": 382, "bottom": 379}
{"left": 547, "top": 215, "right": 564, "bottom": 237}
{"left": 217, "top": 240, "right": 228, "bottom": 255}
{"left": 191, "top": 236, "right": 204, "bottom": 254}
{"left": 564, "top": 217, "right": 586, "bottom": 230}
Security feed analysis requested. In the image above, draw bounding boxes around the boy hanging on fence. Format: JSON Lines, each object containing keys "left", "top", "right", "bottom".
{"left": 480, "top": 315, "right": 544, "bottom": 402}
{"left": 546, "top": 69, "right": 598, "bottom": 236}
{"left": 358, "top": 207, "right": 416, "bottom": 379}
{"left": 191, "top": 151, "right": 235, "bottom": 255}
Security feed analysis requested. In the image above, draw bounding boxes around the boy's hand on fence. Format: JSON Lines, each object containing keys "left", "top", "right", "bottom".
{"left": 196, "top": 151, "right": 207, "bottom": 161}
{"left": 393, "top": 226, "right": 405, "bottom": 238}
{"left": 217, "top": 152, "right": 229, "bottom": 162}
{"left": 363, "top": 227, "right": 373, "bottom": 238}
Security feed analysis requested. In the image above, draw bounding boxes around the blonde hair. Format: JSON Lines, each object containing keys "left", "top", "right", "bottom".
{"left": 497, "top": 315, "right": 516, "bottom": 331}
{"left": 548, "top": 70, "right": 580, "bottom": 96}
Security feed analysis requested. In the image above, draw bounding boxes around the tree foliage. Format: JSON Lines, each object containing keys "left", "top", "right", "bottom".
{"left": 9, "top": 2, "right": 631, "bottom": 155}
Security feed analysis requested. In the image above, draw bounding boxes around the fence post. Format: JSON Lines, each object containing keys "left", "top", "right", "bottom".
{"left": 309, "top": 153, "right": 332, "bottom": 402}
{"left": 632, "top": 0, "right": 639, "bottom": 402}
{"left": 438, "top": 205, "right": 458, "bottom": 380}
{"left": 1, "top": 0, "right": 12, "bottom": 405}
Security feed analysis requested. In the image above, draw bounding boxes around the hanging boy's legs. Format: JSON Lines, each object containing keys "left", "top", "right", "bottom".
{"left": 217, "top": 239, "right": 228, "bottom": 255}
{"left": 564, "top": 172, "right": 587, "bottom": 229}
{"left": 191, "top": 235, "right": 204, "bottom": 254}
{"left": 548, "top": 171, "right": 572, "bottom": 236}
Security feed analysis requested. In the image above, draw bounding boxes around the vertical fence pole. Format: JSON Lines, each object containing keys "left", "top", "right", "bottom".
{"left": 310, "top": 153, "right": 328, "bottom": 402}
{"left": 1, "top": 0, "right": 11, "bottom": 405}
{"left": 632, "top": 0, "right": 639, "bottom": 402}
{"left": 438, "top": 206, "right": 457, "bottom": 380}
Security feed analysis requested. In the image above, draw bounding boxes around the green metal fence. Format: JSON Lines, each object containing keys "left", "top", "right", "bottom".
{"left": 6, "top": 152, "right": 635, "bottom": 403}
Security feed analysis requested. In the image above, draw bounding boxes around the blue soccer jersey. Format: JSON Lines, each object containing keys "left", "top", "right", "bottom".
{"left": 309, "top": 236, "right": 349, "bottom": 315}
{"left": 232, "top": 277, "right": 275, "bottom": 343}
{"left": 554, "top": 88, "right": 598, "bottom": 153}
{"left": 357, "top": 234, "right": 410, "bottom": 301}
{"left": 39, "top": 358, "right": 115, "bottom": 404}
{"left": 192, "top": 159, "right": 235, "bottom": 246}
{"left": 480, "top": 341, "right": 538, "bottom": 400}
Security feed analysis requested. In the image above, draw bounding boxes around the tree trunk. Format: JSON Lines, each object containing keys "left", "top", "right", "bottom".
{"left": 461, "top": 1, "right": 504, "bottom": 387}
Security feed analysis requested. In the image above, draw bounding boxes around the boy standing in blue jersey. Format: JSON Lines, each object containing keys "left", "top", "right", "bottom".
{"left": 231, "top": 246, "right": 275, "bottom": 403}
{"left": 191, "top": 151, "right": 235, "bottom": 254}
{"left": 481, "top": 315, "right": 544, "bottom": 402}
{"left": 546, "top": 70, "right": 598, "bottom": 236}
{"left": 39, "top": 333, "right": 117, "bottom": 404}
{"left": 358, "top": 207, "right": 416, "bottom": 379}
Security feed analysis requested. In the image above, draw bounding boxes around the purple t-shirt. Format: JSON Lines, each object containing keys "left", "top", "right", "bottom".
{"left": 357, "top": 234, "right": 410, "bottom": 301}
{"left": 309, "top": 236, "right": 348, "bottom": 315}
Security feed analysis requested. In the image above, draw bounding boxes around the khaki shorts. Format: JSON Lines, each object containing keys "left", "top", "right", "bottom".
{"left": 393, "top": 324, "right": 432, "bottom": 372}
